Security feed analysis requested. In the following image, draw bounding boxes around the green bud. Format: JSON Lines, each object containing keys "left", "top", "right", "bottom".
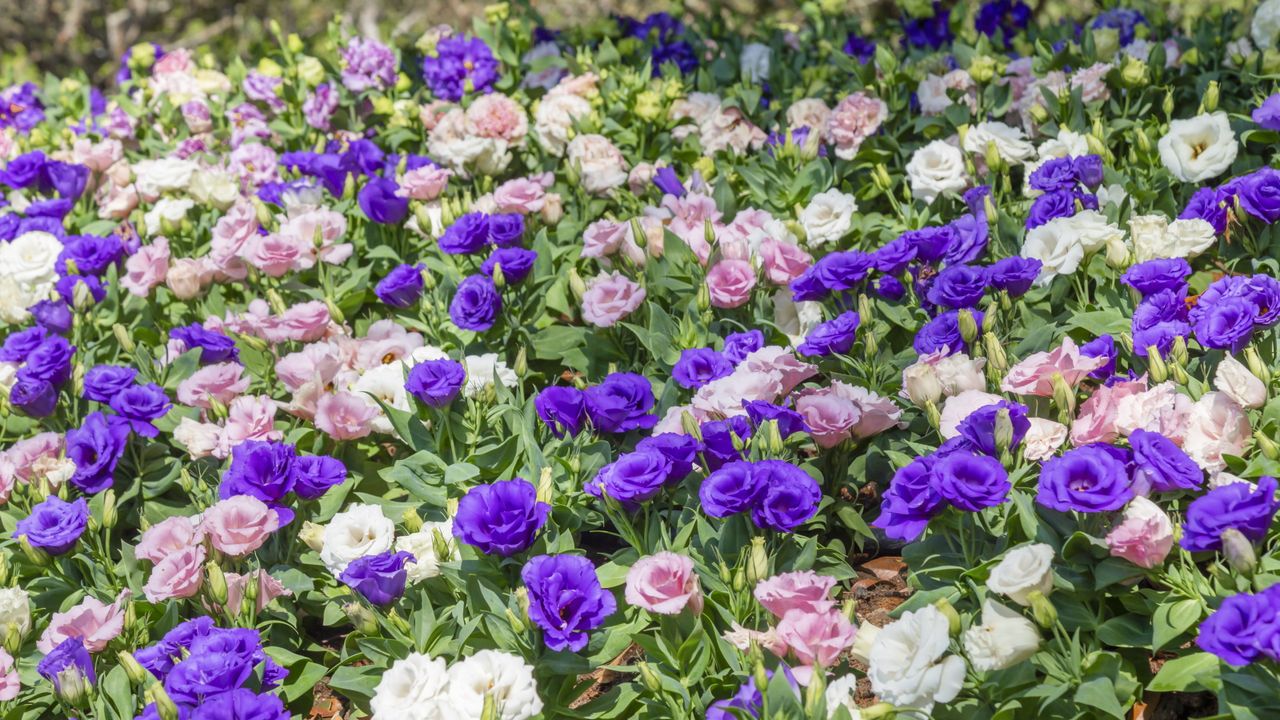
{"left": 1028, "top": 103, "right": 1050, "bottom": 125}
{"left": 637, "top": 661, "right": 663, "bottom": 693}
{"left": 1203, "top": 81, "right": 1220, "bottom": 113}
{"left": 933, "top": 598, "right": 962, "bottom": 635}
{"left": 718, "top": 561, "right": 733, "bottom": 585}
{"left": 101, "top": 489, "right": 117, "bottom": 530}
{"left": 924, "top": 399, "right": 942, "bottom": 430}
{"left": 745, "top": 537, "right": 769, "bottom": 586}
{"left": 344, "top": 602, "right": 379, "bottom": 635}
{"left": 1245, "top": 346, "right": 1272, "bottom": 385}
{"left": 983, "top": 332, "right": 1008, "bottom": 375}
{"left": 803, "top": 664, "right": 827, "bottom": 716}
{"left": 861, "top": 703, "right": 897, "bottom": 719}
{"left": 732, "top": 567, "right": 746, "bottom": 593}
{"left": 1027, "top": 590, "right": 1058, "bottom": 629}
{"left": 112, "top": 323, "right": 137, "bottom": 353}
{"left": 1254, "top": 431, "right": 1280, "bottom": 461}
{"left": 118, "top": 650, "right": 149, "bottom": 685}
{"left": 1147, "top": 346, "right": 1169, "bottom": 383}
{"left": 3, "top": 624, "right": 22, "bottom": 656}
{"left": 993, "top": 409, "right": 1015, "bottom": 456}
{"left": 567, "top": 268, "right": 587, "bottom": 301}
{"left": 513, "top": 346, "right": 528, "bottom": 379}
{"left": 1163, "top": 90, "right": 1175, "bottom": 118}
{"left": 504, "top": 607, "right": 526, "bottom": 634}
{"left": 1170, "top": 363, "right": 1190, "bottom": 386}
{"left": 629, "top": 218, "right": 648, "bottom": 249}
{"left": 984, "top": 140, "right": 1005, "bottom": 173}
{"left": 1051, "top": 372, "right": 1076, "bottom": 424}
{"left": 957, "top": 310, "right": 979, "bottom": 346}
{"left": 206, "top": 561, "right": 229, "bottom": 607}
{"left": 18, "top": 535, "right": 49, "bottom": 566}
{"left": 147, "top": 685, "right": 181, "bottom": 720}
{"left": 1119, "top": 55, "right": 1148, "bottom": 88}
{"left": 1222, "top": 528, "right": 1257, "bottom": 575}
{"left": 968, "top": 55, "right": 998, "bottom": 83}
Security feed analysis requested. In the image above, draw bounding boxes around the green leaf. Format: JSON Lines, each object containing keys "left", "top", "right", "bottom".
{"left": 1148, "top": 652, "right": 1221, "bottom": 693}
{"left": 1073, "top": 676, "right": 1125, "bottom": 718}
{"left": 1152, "top": 598, "right": 1203, "bottom": 651}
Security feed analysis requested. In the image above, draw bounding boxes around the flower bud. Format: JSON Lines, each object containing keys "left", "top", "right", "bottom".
{"left": 205, "top": 562, "right": 229, "bottom": 607}
{"left": 745, "top": 537, "right": 769, "bottom": 585}
{"left": 299, "top": 521, "right": 326, "bottom": 552}
{"left": 1163, "top": 90, "right": 1174, "bottom": 118}
{"left": 101, "top": 489, "right": 118, "bottom": 530}
{"left": 861, "top": 703, "right": 897, "bottom": 719}
{"left": 118, "top": 650, "right": 149, "bottom": 685}
{"left": 933, "top": 598, "right": 961, "bottom": 635}
{"left": 1027, "top": 590, "right": 1058, "bottom": 629}
{"left": 18, "top": 535, "right": 49, "bottom": 566}
{"left": 1222, "top": 528, "right": 1257, "bottom": 575}
{"left": 401, "top": 508, "right": 424, "bottom": 534}
{"left": 993, "top": 409, "right": 1015, "bottom": 456}
{"left": 1028, "top": 103, "right": 1050, "bottom": 125}
{"left": 112, "top": 323, "right": 136, "bottom": 353}
{"left": 1254, "top": 431, "right": 1280, "bottom": 461}
{"left": 637, "top": 662, "right": 663, "bottom": 693}
{"left": 147, "top": 685, "right": 181, "bottom": 720}
{"left": 753, "top": 657, "right": 770, "bottom": 699}
{"left": 1170, "top": 364, "right": 1190, "bottom": 386}
{"left": 803, "top": 664, "right": 827, "bottom": 716}
{"left": 537, "top": 467, "right": 553, "bottom": 505}
{"left": 1170, "top": 335, "right": 1189, "bottom": 368}
{"left": 924, "top": 399, "right": 942, "bottom": 430}
{"left": 1245, "top": 346, "right": 1272, "bottom": 385}
{"left": 56, "top": 666, "right": 91, "bottom": 707}
{"left": 732, "top": 567, "right": 746, "bottom": 593}
{"left": 1147, "top": 347, "right": 1168, "bottom": 383}
{"left": 968, "top": 55, "right": 998, "bottom": 83}
{"left": 983, "top": 332, "right": 1008, "bottom": 376}
{"left": 2, "top": 625, "right": 22, "bottom": 656}
{"left": 567, "top": 268, "right": 587, "bottom": 301}
{"left": 1203, "top": 81, "right": 1220, "bottom": 113}
{"left": 958, "top": 310, "right": 978, "bottom": 346}
{"left": 344, "top": 602, "right": 379, "bottom": 635}
{"left": 1119, "top": 55, "right": 1148, "bottom": 87}
{"left": 1051, "top": 372, "right": 1076, "bottom": 423}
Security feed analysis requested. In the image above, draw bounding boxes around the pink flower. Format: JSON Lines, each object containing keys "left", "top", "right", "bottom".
{"left": 224, "top": 570, "right": 292, "bottom": 613}
{"left": 939, "top": 390, "right": 1004, "bottom": 439}
{"left": 398, "top": 165, "right": 453, "bottom": 201}
{"left": 1182, "top": 392, "right": 1251, "bottom": 472}
{"left": 723, "top": 623, "right": 788, "bottom": 657}
{"left": 1, "top": 432, "right": 63, "bottom": 483}
{"left": 1001, "top": 337, "right": 1107, "bottom": 397}
{"left": 279, "top": 208, "right": 352, "bottom": 265}
{"left": 492, "top": 177, "right": 545, "bottom": 213}
{"left": 219, "top": 395, "right": 282, "bottom": 455}
{"left": 1070, "top": 378, "right": 1148, "bottom": 446}
{"left": 244, "top": 233, "right": 309, "bottom": 277}
{"left": 177, "top": 362, "right": 249, "bottom": 409}
{"left": 1023, "top": 418, "right": 1068, "bottom": 462}
{"left": 625, "top": 552, "right": 703, "bottom": 615}
{"left": 135, "top": 516, "right": 204, "bottom": 563}
{"left": 581, "top": 272, "right": 646, "bottom": 328}
{"left": 775, "top": 609, "right": 858, "bottom": 682}
{"left": 0, "top": 649, "right": 18, "bottom": 701}
{"left": 706, "top": 259, "right": 757, "bottom": 308}
{"left": 824, "top": 92, "right": 888, "bottom": 160}
{"left": 315, "top": 392, "right": 377, "bottom": 440}
{"left": 174, "top": 418, "right": 222, "bottom": 459}
{"left": 276, "top": 343, "right": 344, "bottom": 393}
{"left": 273, "top": 301, "right": 332, "bottom": 343}
{"left": 754, "top": 571, "right": 838, "bottom": 617}
{"left": 692, "top": 367, "right": 784, "bottom": 418}
{"left": 739, "top": 346, "right": 818, "bottom": 396}
{"left": 229, "top": 142, "right": 279, "bottom": 188}
{"left": 833, "top": 382, "right": 903, "bottom": 439}
{"left": 164, "top": 257, "right": 213, "bottom": 300}
{"left": 581, "top": 220, "right": 630, "bottom": 260}
{"left": 36, "top": 590, "right": 129, "bottom": 654}
{"left": 759, "top": 238, "right": 813, "bottom": 285}
{"left": 1105, "top": 496, "right": 1173, "bottom": 569}
{"left": 794, "top": 388, "right": 861, "bottom": 448}
{"left": 464, "top": 94, "right": 529, "bottom": 142}
{"left": 143, "top": 545, "right": 206, "bottom": 602}
{"left": 1114, "top": 381, "right": 1193, "bottom": 442}
{"left": 200, "top": 495, "right": 280, "bottom": 557}
{"left": 121, "top": 237, "right": 170, "bottom": 297}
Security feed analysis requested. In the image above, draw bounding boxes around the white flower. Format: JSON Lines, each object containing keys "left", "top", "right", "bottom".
{"left": 534, "top": 93, "right": 592, "bottom": 157}
{"left": 1225, "top": 37, "right": 1256, "bottom": 67}
{"left": 739, "top": 43, "right": 772, "bottom": 84}
{"left": 934, "top": 354, "right": 987, "bottom": 396}
{"left": 188, "top": 169, "right": 241, "bottom": 210}
{"left": 1021, "top": 211, "right": 1124, "bottom": 285}
{"left": 962, "top": 599, "right": 1041, "bottom": 671}
{"left": 1022, "top": 418, "right": 1068, "bottom": 462}
{"left": 132, "top": 157, "right": 198, "bottom": 199}
{"left": 567, "top": 134, "right": 628, "bottom": 195}
{"left": 1036, "top": 129, "right": 1091, "bottom": 160}
{"left": 1183, "top": 392, "right": 1251, "bottom": 472}
{"left": 1157, "top": 112, "right": 1238, "bottom": 183}
{"left": 462, "top": 353, "right": 518, "bottom": 398}
{"left": 320, "top": 503, "right": 396, "bottom": 574}
{"left": 371, "top": 652, "right": 458, "bottom": 720}
{"left": 395, "top": 520, "right": 458, "bottom": 583}
{"left": 773, "top": 290, "right": 823, "bottom": 345}
{"left": 1215, "top": 355, "right": 1267, "bottom": 409}
{"left": 905, "top": 140, "right": 968, "bottom": 204}
{"left": 987, "top": 543, "right": 1056, "bottom": 606}
{"left": 352, "top": 363, "right": 413, "bottom": 434}
{"left": 446, "top": 650, "right": 543, "bottom": 720}
{"left": 1161, "top": 218, "right": 1217, "bottom": 259}
{"left": 0, "top": 588, "right": 30, "bottom": 636}
{"left": 1, "top": 231, "right": 63, "bottom": 287}
{"left": 867, "top": 605, "right": 966, "bottom": 713}
{"left": 143, "top": 197, "right": 194, "bottom": 236}
{"left": 0, "top": 275, "right": 39, "bottom": 326}
{"left": 824, "top": 675, "right": 863, "bottom": 719}
{"left": 916, "top": 70, "right": 975, "bottom": 116}
{"left": 963, "top": 121, "right": 1035, "bottom": 163}
{"left": 1066, "top": 210, "right": 1126, "bottom": 254}
{"left": 1253, "top": 0, "right": 1280, "bottom": 49}
{"left": 798, "top": 189, "right": 857, "bottom": 247}
{"left": 1096, "top": 183, "right": 1129, "bottom": 209}
{"left": 0, "top": 362, "right": 18, "bottom": 395}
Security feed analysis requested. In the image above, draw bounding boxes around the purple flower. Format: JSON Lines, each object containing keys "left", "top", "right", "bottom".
{"left": 1234, "top": 167, "right": 1280, "bottom": 224}
{"left": 303, "top": 83, "right": 339, "bottom": 131}
{"left": 40, "top": 161, "right": 90, "bottom": 200}
{"left": 340, "top": 550, "right": 413, "bottom": 605}
{"left": 1253, "top": 93, "right": 1280, "bottom": 131}
{"left": 422, "top": 36, "right": 500, "bottom": 101}
{"left": 987, "top": 256, "right": 1041, "bottom": 296}
{"left": 1090, "top": 7, "right": 1147, "bottom": 45}
{"left": 932, "top": 451, "right": 1010, "bottom": 511}
{"left": 375, "top": 263, "right": 426, "bottom": 308}
{"left": 1028, "top": 157, "right": 1078, "bottom": 192}
{"left": 653, "top": 167, "right": 686, "bottom": 197}
{"left": 843, "top": 33, "right": 876, "bottom": 62}
{"left": 797, "top": 311, "right": 860, "bottom": 357}
{"left": 872, "top": 236, "right": 918, "bottom": 274}
{"left": 16, "top": 496, "right": 89, "bottom": 554}
{"left": 672, "top": 348, "right": 733, "bottom": 389}
{"left": 0, "top": 326, "right": 46, "bottom": 361}
{"left": 108, "top": 382, "right": 171, "bottom": 437}
{"left": 481, "top": 247, "right": 537, "bottom": 284}
{"left": 876, "top": 276, "right": 906, "bottom": 301}
{"left": 522, "top": 554, "right": 615, "bottom": 652}
{"left": 1037, "top": 445, "right": 1133, "bottom": 512}
{"left": 1181, "top": 476, "right": 1279, "bottom": 552}
{"left": 55, "top": 274, "right": 106, "bottom": 305}
{"left": 290, "top": 456, "right": 347, "bottom": 500}
{"left": 914, "top": 310, "right": 981, "bottom": 356}
{"left": 927, "top": 264, "right": 987, "bottom": 309}
{"left": 700, "top": 419, "right": 749, "bottom": 470}
{"left": 1081, "top": 334, "right": 1117, "bottom": 379}
{"left": 358, "top": 177, "right": 409, "bottom": 224}
{"left": 743, "top": 400, "right": 808, "bottom": 438}
{"left": 65, "top": 411, "right": 131, "bottom": 494}
{"left": 722, "top": 330, "right": 764, "bottom": 364}
{"left": 30, "top": 299, "right": 72, "bottom": 334}
{"left": 1026, "top": 189, "right": 1078, "bottom": 229}
{"left": 1073, "top": 155, "right": 1104, "bottom": 189}
{"left": 944, "top": 212, "right": 989, "bottom": 265}
{"left": 1122, "top": 259, "right": 1191, "bottom": 295}
{"left": 11, "top": 376, "right": 57, "bottom": 417}
{"left": 453, "top": 478, "right": 549, "bottom": 556}
{"left": 587, "top": 449, "right": 672, "bottom": 505}
{"left": 957, "top": 401, "right": 1029, "bottom": 456}
{"left": 790, "top": 251, "right": 874, "bottom": 301}
{"left": 975, "top": 0, "right": 1031, "bottom": 37}
{"left": 635, "top": 433, "right": 702, "bottom": 481}
{"left": 487, "top": 213, "right": 525, "bottom": 247}
{"left": 1131, "top": 289, "right": 1189, "bottom": 357}
{"left": 0, "top": 150, "right": 46, "bottom": 188}
{"left": 37, "top": 637, "right": 95, "bottom": 690}
{"left": 219, "top": 441, "right": 298, "bottom": 506}
{"left": 750, "top": 460, "right": 821, "bottom": 531}
{"left": 1180, "top": 187, "right": 1229, "bottom": 235}
{"left": 699, "top": 461, "right": 761, "bottom": 517}
{"left": 902, "top": 2, "right": 952, "bottom": 49}
{"left": 20, "top": 336, "right": 75, "bottom": 386}
{"left": 439, "top": 213, "right": 491, "bottom": 254}
{"left": 171, "top": 324, "right": 239, "bottom": 365}
{"left": 187, "top": 688, "right": 290, "bottom": 720}
{"left": 1193, "top": 296, "right": 1257, "bottom": 353}
{"left": 1129, "top": 429, "right": 1202, "bottom": 493}
{"left": 340, "top": 37, "right": 397, "bottom": 93}
{"left": 1196, "top": 589, "right": 1280, "bottom": 665}
{"left": 449, "top": 275, "right": 502, "bottom": 332}
{"left": 873, "top": 455, "right": 945, "bottom": 542}
{"left": 404, "top": 359, "right": 466, "bottom": 408}
{"left": 904, "top": 226, "right": 957, "bottom": 264}
{"left": 535, "top": 386, "right": 587, "bottom": 437}
{"left": 583, "top": 373, "right": 657, "bottom": 433}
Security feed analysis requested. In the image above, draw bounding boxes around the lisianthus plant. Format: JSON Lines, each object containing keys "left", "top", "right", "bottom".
{"left": 3, "top": 0, "right": 1280, "bottom": 718}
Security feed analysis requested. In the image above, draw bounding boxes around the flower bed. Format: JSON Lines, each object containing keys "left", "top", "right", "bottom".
{"left": 2, "top": 1, "right": 1280, "bottom": 718}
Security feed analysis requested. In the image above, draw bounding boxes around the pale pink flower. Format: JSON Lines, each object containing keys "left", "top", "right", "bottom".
{"left": 224, "top": 570, "right": 292, "bottom": 613}
{"left": 1023, "top": 418, "right": 1068, "bottom": 462}
{"left": 1113, "top": 381, "right": 1192, "bottom": 442}
{"left": 940, "top": 390, "right": 1004, "bottom": 439}
{"left": 143, "top": 545, "right": 207, "bottom": 602}
{"left": 775, "top": 609, "right": 858, "bottom": 684}
{"left": 121, "top": 237, "right": 170, "bottom": 297}
{"left": 740, "top": 346, "right": 818, "bottom": 396}
{"left": 754, "top": 570, "right": 837, "bottom": 617}
{"left": 177, "top": 362, "right": 249, "bottom": 409}
{"left": 37, "top": 591, "right": 130, "bottom": 654}
{"left": 705, "top": 259, "right": 757, "bottom": 308}
{"left": 794, "top": 389, "right": 861, "bottom": 449}
{"left": 173, "top": 418, "right": 222, "bottom": 459}
{"left": 723, "top": 623, "right": 788, "bottom": 656}
{"left": 1182, "top": 392, "right": 1251, "bottom": 472}
{"left": 832, "top": 383, "right": 903, "bottom": 439}
{"left": 0, "top": 649, "right": 18, "bottom": 700}
{"left": 464, "top": 93, "right": 529, "bottom": 142}
{"left": 692, "top": 368, "right": 784, "bottom": 419}
{"left": 1001, "top": 337, "right": 1107, "bottom": 397}
{"left": 398, "top": 165, "right": 453, "bottom": 201}
{"left": 135, "top": 515, "right": 204, "bottom": 563}
{"left": 1070, "top": 378, "right": 1149, "bottom": 446}
{"left": 492, "top": 176, "right": 546, "bottom": 213}
{"left": 200, "top": 496, "right": 280, "bottom": 557}
{"left": 625, "top": 552, "right": 703, "bottom": 615}
{"left": 758, "top": 239, "right": 812, "bottom": 285}
{"left": 1105, "top": 496, "right": 1174, "bottom": 569}
{"left": 824, "top": 92, "right": 888, "bottom": 160}
{"left": 280, "top": 208, "right": 352, "bottom": 265}
{"left": 315, "top": 392, "right": 377, "bottom": 440}
{"left": 219, "top": 395, "right": 282, "bottom": 455}
{"left": 581, "top": 272, "right": 646, "bottom": 327}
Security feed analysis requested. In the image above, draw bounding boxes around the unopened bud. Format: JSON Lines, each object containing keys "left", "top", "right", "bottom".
{"left": 513, "top": 346, "right": 528, "bottom": 378}
{"left": 1051, "top": 372, "right": 1076, "bottom": 423}
{"left": 993, "top": 409, "right": 1015, "bottom": 456}
{"left": 401, "top": 508, "right": 424, "bottom": 534}
{"left": 1245, "top": 346, "right": 1271, "bottom": 385}
{"left": 1170, "top": 335, "right": 1189, "bottom": 368}
{"left": 147, "top": 685, "right": 181, "bottom": 720}
{"left": 924, "top": 399, "right": 942, "bottom": 430}
{"left": 933, "top": 598, "right": 962, "bottom": 635}
{"left": 205, "top": 562, "right": 229, "bottom": 606}
{"left": 745, "top": 537, "right": 768, "bottom": 585}
{"left": 803, "top": 664, "right": 827, "bottom": 716}
{"left": 18, "top": 535, "right": 49, "bottom": 566}
{"left": 984, "top": 140, "right": 1004, "bottom": 173}
{"left": 567, "top": 268, "right": 587, "bottom": 301}
{"left": 732, "top": 567, "right": 746, "bottom": 593}
{"left": 1027, "top": 590, "right": 1058, "bottom": 629}
{"left": 1203, "top": 81, "right": 1220, "bottom": 113}
{"left": 299, "top": 521, "right": 326, "bottom": 552}
{"left": 861, "top": 703, "right": 897, "bottom": 719}
{"left": 344, "top": 602, "right": 379, "bottom": 635}
{"left": 1163, "top": 90, "right": 1174, "bottom": 118}
{"left": 637, "top": 661, "right": 663, "bottom": 693}
{"left": 1147, "top": 347, "right": 1168, "bottom": 383}
{"left": 118, "top": 650, "right": 149, "bottom": 685}
{"left": 537, "top": 467, "right": 553, "bottom": 505}
{"left": 983, "top": 332, "right": 1008, "bottom": 375}
{"left": 101, "top": 489, "right": 117, "bottom": 530}
{"left": 1255, "top": 431, "right": 1280, "bottom": 461}
{"left": 957, "top": 310, "right": 979, "bottom": 347}
{"left": 1028, "top": 103, "right": 1050, "bottom": 125}
{"left": 55, "top": 666, "right": 91, "bottom": 707}
{"left": 266, "top": 288, "right": 288, "bottom": 316}
{"left": 1222, "top": 528, "right": 1257, "bottom": 575}
{"left": 112, "top": 324, "right": 136, "bottom": 353}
